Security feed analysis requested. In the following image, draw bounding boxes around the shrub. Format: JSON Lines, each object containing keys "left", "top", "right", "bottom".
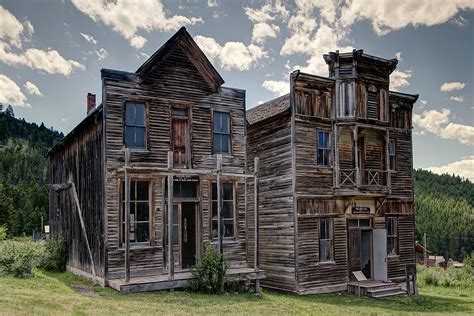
{"left": 0, "top": 240, "right": 44, "bottom": 277}
{"left": 0, "top": 225, "right": 7, "bottom": 241}
{"left": 40, "top": 235, "right": 67, "bottom": 272}
{"left": 189, "top": 243, "right": 230, "bottom": 294}
{"left": 418, "top": 258, "right": 474, "bottom": 288}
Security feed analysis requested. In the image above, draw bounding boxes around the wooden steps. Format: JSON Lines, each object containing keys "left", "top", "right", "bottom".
{"left": 348, "top": 280, "right": 406, "bottom": 298}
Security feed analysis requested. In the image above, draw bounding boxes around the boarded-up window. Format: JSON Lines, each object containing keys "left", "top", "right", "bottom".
{"left": 211, "top": 182, "right": 235, "bottom": 239}
{"left": 388, "top": 139, "right": 396, "bottom": 171}
{"left": 319, "top": 219, "right": 333, "bottom": 262}
{"left": 121, "top": 180, "right": 150, "bottom": 245}
{"left": 387, "top": 217, "right": 398, "bottom": 255}
{"left": 367, "top": 89, "right": 379, "bottom": 120}
{"left": 317, "top": 131, "right": 330, "bottom": 166}
{"left": 124, "top": 103, "right": 145, "bottom": 148}
{"left": 296, "top": 89, "right": 331, "bottom": 118}
{"left": 213, "top": 112, "right": 231, "bottom": 154}
{"left": 171, "top": 107, "right": 189, "bottom": 168}
{"left": 339, "top": 82, "right": 354, "bottom": 117}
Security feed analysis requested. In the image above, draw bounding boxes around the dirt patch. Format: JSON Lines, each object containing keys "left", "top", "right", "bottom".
{"left": 70, "top": 284, "right": 100, "bottom": 298}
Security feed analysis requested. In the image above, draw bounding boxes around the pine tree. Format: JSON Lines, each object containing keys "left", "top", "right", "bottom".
{"left": 5, "top": 105, "right": 14, "bottom": 117}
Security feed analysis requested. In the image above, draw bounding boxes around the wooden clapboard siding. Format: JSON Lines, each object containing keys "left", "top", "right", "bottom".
{"left": 387, "top": 215, "right": 415, "bottom": 279}
{"left": 297, "top": 216, "right": 348, "bottom": 291}
{"left": 49, "top": 111, "right": 105, "bottom": 278}
{"left": 388, "top": 129, "right": 413, "bottom": 199}
{"left": 247, "top": 113, "right": 295, "bottom": 291}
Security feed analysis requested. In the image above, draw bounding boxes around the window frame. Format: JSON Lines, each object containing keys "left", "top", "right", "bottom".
{"left": 388, "top": 139, "right": 396, "bottom": 171}
{"left": 123, "top": 102, "right": 147, "bottom": 149}
{"left": 339, "top": 81, "right": 354, "bottom": 118}
{"left": 317, "top": 131, "right": 331, "bottom": 167}
{"left": 212, "top": 110, "right": 232, "bottom": 155}
{"left": 120, "top": 179, "right": 152, "bottom": 248}
{"left": 319, "top": 219, "right": 334, "bottom": 262}
{"left": 210, "top": 181, "right": 236, "bottom": 240}
{"left": 386, "top": 217, "right": 398, "bottom": 256}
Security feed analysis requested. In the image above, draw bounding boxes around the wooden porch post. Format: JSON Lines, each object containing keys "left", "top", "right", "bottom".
{"left": 254, "top": 157, "right": 261, "bottom": 294}
{"left": 353, "top": 126, "right": 360, "bottom": 186}
{"left": 124, "top": 149, "right": 130, "bottom": 283}
{"left": 167, "top": 151, "right": 174, "bottom": 279}
{"left": 216, "top": 154, "right": 223, "bottom": 255}
{"left": 385, "top": 129, "right": 391, "bottom": 192}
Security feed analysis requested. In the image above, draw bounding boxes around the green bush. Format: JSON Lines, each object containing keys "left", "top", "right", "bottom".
{"left": 0, "top": 225, "right": 7, "bottom": 241}
{"left": 189, "top": 243, "right": 230, "bottom": 294}
{"left": 0, "top": 240, "right": 44, "bottom": 277}
{"left": 40, "top": 235, "right": 67, "bottom": 272}
{"left": 418, "top": 258, "right": 474, "bottom": 288}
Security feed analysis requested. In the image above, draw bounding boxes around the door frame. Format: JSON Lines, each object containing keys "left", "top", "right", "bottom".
{"left": 347, "top": 218, "right": 373, "bottom": 280}
{"left": 170, "top": 105, "right": 192, "bottom": 168}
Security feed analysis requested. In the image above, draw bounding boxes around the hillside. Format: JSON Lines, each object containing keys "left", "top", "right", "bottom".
{"left": 0, "top": 110, "right": 63, "bottom": 236}
{"left": 414, "top": 169, "right": 474, "bottom": 261}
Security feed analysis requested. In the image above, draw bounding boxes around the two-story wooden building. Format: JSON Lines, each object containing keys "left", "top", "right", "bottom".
{"left": 247, "top": 50, "right": 418, "bottom": 296}
{"left": 48, "top": 28, "right": 262, "bottom": 292}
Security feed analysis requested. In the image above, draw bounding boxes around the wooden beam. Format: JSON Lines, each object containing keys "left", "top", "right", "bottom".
{"left": 68, "top": 175, "right": 96, "bottom": 280}
{"left": 253, "top": 156, "right": 261, "bottom": 294}
{"left": 117, "top": 165, "right": 254, "bottom": 178}
{"left": 167, "top": 151, "right": 174, "bottom": 279}
{"left": 216, "top": 154, "right": 223, "bottom": 255}
{"left": 124, "top": 149, "right": 131, "bottom": 283}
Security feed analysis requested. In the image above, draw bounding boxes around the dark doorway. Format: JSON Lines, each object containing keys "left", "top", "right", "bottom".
{"left": 181, "top": 202, "right": 196, "bottom": 269}
{"left": 348, "top": 219, "right": 372, "bottom": 279}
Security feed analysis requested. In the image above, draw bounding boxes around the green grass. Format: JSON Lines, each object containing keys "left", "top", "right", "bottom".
{"left": 0, "top": 271, "right": 472, "bottom": 315}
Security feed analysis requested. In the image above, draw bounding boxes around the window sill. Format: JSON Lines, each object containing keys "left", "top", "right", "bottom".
{"left": 316, "top": 260, "right": 336, "bottom": 266}
{"left": 316, "top": 166, "right": 333, "bottom": 170}
{"left": 210, "top": 239, "right": 238, "bottom": 245}
{"left": 387, "top": 254, "right": 400, "bottom": 259}
{"left": 117, "top": 244, "right": 159, "bottom": 251}
{"left": 122, "top": 148, "right": 151, "bottom": 154}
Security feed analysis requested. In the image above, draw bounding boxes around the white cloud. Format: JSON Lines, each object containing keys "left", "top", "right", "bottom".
{"left": 0, "top": 74, "right": 29, "bottom": 107}
{"left": 80, "top": 32, "right": 97, "bottom": 45}
{"left": 252, "top": 23, "right": 279, "bottom": 44}
{"left": 24, "top": 81, "right": 42, "bottom": 96}
{"left": 194, "top": 35, "right": 266, "bottom": 71}
{"left": 262, "top": 80, "right": 289, "bottom": 96}
{"left": 0, "top": 42, "right": 85, "bottom": 76}
{"left": 390, "top": 69, "right": 412, "bottom": 91}
{"left": 0, "top": 5, "right": 33, "bottom": 48}
{"left": 426, "top": 156, "right": 474, "bottom": 181}
{"left": 72, "top": 0, "right": 203, "bottom": 49}
{"left": 413, "top": 108, "right": 474, "bottom": 146}
{"left": 244, "top": 1, "right": 289, "bottom": 23}
{"left": 440, "top": 81, "right": 466, "bottom": 92}
{"left": 340, "top": 0, "right": 474, "bottom": 36}
{"left": 450, "top": 95, "right": 464, "bottom": 103}
{"left": 395, "top": 51, "right": 402, "bottom": 61}
{"left": 95, "top": 48, "right": 109, "bottom": 60}
{"left": 207, "top": 0, "right": 218, "bottom": 8}
{"left": 140, "top": 52, "right": 150, "bottom": 59}
{"left": 420, "top": 99, "right": 428, "bottom": 108}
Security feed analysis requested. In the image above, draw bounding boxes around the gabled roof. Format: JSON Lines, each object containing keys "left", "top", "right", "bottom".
{"left": 247, "top": 93, "right": 290, "bottom": 125}
{"left": 136, "top": 27, "right": 224, "bottom": 92}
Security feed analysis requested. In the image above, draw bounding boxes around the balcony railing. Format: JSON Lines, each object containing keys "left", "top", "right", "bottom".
{"left": 338, "top": 169, "right": 388, "bottom": 187}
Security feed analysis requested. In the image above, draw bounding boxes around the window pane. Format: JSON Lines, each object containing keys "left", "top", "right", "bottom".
{"left": 125, "top": 126, "right": 135, "bottom": 147}
{"left": 135, "top": 127, "right": 145, "bottom": 148}
{"left": 224, "top": 220, "right": 234, "bottom": 237}
{"left": 136, "top": 223, "right": 149, "bottom": 242}
{"left": 172, "top": 108, "right": 187, "bottom": 117}
{"left": 172, "top": 225, "right": 179, "bottom": 245}
{"left": 136, "top": 202, "right": 149, "bottom": 221}
{"left": 212, "top": 201, "right": 218, "bottom": 217}
{"left": 213, "top": 112, "right": 221, "bottom": 133}
{"left": 211, "top": 220, "right": 218, "bottom": 239}
{"left": 221, "top": 113, "right": 229, "bottom": 134}
{"left": 211, "top": 183, "right": 217, "bottom": 200}
{"left": 223, "top": 183, "right": 233, "bottom": 200}
{"left": 125, "top": 103, "right": 135, "bottom": 125}
{"left": 348, "top": 219, "right": 358, "bottom": 228}
{"left": 136, "top": 181, "right": 148, "bottom": 200}
{"left": 222, "top": 201, "right": 233, "bottom": 218}
{"left": 135, "top": 104, "right": 145, "bottom": 126}
{"left": 320, "top": 220, "right": 326, "bottom": 239}
{"left": 181, "top": 182, "right": 196, "bottom": 198}
{"left": 221, "top": 135, "right": 229, "bottom": 154}
{"left": 130, "top": 181, "right": 136, "bottom": 200}
{"left": 359, "top": 219, "right": 371, "bottom": 227}
{"left": 213, "top": 134, "right": 221, "bottom": 153}
{"left": 387, "top": 237, "right": 396, "bottom": 255}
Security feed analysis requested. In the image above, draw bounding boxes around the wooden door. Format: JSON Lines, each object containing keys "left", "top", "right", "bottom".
{"left": 348, "top": 228, "right": 361, "bottom": 279}
{"left": 172, "top": 119, "right": 188, "bottom": 168}
{"left": 181, "top": 202, "right": 196, "bottom": 269}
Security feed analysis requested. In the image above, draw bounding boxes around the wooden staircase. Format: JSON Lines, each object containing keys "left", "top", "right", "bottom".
{"left": 348, "top": 280, "right": 406, "bottom": 298}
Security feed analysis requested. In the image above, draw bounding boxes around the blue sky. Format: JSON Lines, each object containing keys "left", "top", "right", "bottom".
{"left": 0, "top": 0, "right": 473, "bottom": 180}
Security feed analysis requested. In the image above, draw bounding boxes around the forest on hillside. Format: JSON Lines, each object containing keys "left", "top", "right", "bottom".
{"left": 0, "top": 111, "right": 472, "bottom": 260}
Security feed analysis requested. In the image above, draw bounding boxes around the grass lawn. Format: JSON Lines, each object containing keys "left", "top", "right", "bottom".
{"left": 0, "top": 271, "right": 472, "bottom": 315}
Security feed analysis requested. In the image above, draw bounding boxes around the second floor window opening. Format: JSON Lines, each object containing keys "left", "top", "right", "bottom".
{"left": 317, "top": 131, "right": 330, "bottom": 166}
{"left": 339, "top": 82, "right": 354, "bottom": 117}
{"left": 388, "top": 139, "right": 396, "bottom": 170}
{"left": 124, "top": 103, "right": 146, "bottom": 149}
{"left": 213, "top": 111, "right": 231, "bottom": 154}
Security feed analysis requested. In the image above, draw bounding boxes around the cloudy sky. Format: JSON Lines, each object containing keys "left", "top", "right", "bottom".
{"left": 0, "top": 0, "right": 473, "bottom": 180}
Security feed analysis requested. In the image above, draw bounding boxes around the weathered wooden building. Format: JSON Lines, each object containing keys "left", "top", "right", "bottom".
{"left": 48, "top": 28, "right": 262, "bottom": 292}
{"left": 247, "top": 50, "right": 418, "bottom": 296}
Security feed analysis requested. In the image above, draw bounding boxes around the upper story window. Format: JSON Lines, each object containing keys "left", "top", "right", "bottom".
{"left": 317, "top": 131, "right": 330, "bottom": 166}
{"left": 213, "top": 112, "right": 231, "bottom": 154}
{"left": 388, "top": 139, "right": 396, "bottom": 171}
{"left": 339, "top": 81, "right": 354, "bottom": 117}
{"left": 171, "top": 107, "right": 189, "bottom": 168}
{"left": 121, "top": 180, "right": 150, "bottom": 246}
{"left": 211, "top": 182, "right": 235, "bottom": 239}
{"left": 387, "top": 217, "right": 398, "bottom": 256}
{"left": 319, "top": 219, "right": 334, "bottom": 262}
{"left": 124, "top": 103, "right": 145, "bottom": 149}
{"left": 367, "top": 85, "right": 379, "bottom": 120}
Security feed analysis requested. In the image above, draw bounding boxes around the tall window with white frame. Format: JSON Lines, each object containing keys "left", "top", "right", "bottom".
{"left": 387, "top": 217, "right": 398, "bottom": 255}
{"left": 319, "top": 219, "right": 334, "bottom": 262}
{"left": 124, "top": 102, "right": 146, "bottom": 149}
{"left": 213, "top": 112, "right": 231, "bottom": 154}
{"left": 317, "top": 131, "right": 330, "bottom": 166}
{"left": 121, "top": 180, "right": 150, "bottom": 246}
{"left": 211, "top": 182, "right": 235, "bottom": 239}
{"left": 388, "top": 139, "right": 396, "bottom": 171}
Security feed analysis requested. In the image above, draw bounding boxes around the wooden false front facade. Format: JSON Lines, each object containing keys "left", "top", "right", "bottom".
{"left": 48, "top": 27, "right": 262, "bottom": 292}
{"left": 247, "top": 49, "right": 418, "bottom": 294}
